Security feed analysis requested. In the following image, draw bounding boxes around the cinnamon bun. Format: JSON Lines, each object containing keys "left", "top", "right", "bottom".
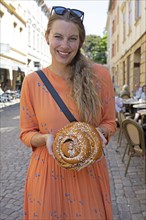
{"left": 52, "top": 122, "right": 103, "bottom": 171}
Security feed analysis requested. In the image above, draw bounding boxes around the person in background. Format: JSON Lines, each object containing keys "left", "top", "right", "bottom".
{"left": 20, "top": 6, "right": 116, "bottom": 220}
{"left": 140, "top": 84, "right": 146, "bottom": 101}
{"left": 133, "top": 83, "right": 142, "bottom": 100}
{"left": 0, "top": 83, "right": 4, "bottom": 96}
{"left": 114, "top": 88, "right": 123, "bottom": 127}
{"left": 115, "top": 88, "right": 123, "bottom": 113}
{"left": 120, "top": 84, "right": 131, "bottom": 99}
{"left": 134, "top": 84, "right": 146, "bottom": 122}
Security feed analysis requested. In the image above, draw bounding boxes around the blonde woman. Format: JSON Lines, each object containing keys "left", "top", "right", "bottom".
{"left": 20, "top": 6, "right": 116, "bottom": 220}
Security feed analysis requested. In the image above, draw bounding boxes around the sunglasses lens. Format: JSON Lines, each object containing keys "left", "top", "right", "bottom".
{"left": 52, "top": 7, "right": 84, "bottom": 21}
{"left": 54, "top": 7, "right": 66, "bottom": 15}
{"left": 71, "top": 9, "right": 83, "bottom": 18}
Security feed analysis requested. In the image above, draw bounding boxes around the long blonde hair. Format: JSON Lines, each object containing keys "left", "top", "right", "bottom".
{"left": 46, "top": 11, "right": 101, "bottom": 124}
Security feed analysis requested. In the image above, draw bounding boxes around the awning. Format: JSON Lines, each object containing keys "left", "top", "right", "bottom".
{"left": 0, "top": 57, "right": 27, "bottom": 72}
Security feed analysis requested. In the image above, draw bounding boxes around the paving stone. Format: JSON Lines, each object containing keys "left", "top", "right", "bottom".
{"left": 117, "top": 196, "right": 128, "bottom": 204}
{"left": 142, "top": 211, "right": 146, "bottom": 217}
{"left": 113, "top": 214, "right": 121, "bottom": 220}
{"left": 132, "top": 214, "right": 145, "bottom": 220}
{"left": 0, "top": 207, "right": 14, "bottom": 215}
{"left": 115, "top": 189, "right": 125, "bottom": 196}
{"left": 119, "top": 210, "right": 132, "bottom": 220}
{"left": 136, "top": 193, "right": 146, "bottom": 200}
{"left": 129, "top": 202, "right": 142, "bottom": 214}
{"left": 118, "top": 203, "right": 130, "bottom": 212}
{"left": 0, "top": 213, "right": 9, "bottom": 220}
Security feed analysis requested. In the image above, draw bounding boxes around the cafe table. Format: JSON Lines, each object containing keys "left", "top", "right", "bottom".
{"left": 132, "top": 103, "right": 146, "bottom": 109}
{"left": 122, "top": 98, "right": 143, "bottom": 116}
{"left": 122, "top": 99, "right": 140, "bottom": 105}
{"left": 137, "top": 109, "right": 146, "bottom": 114}
{"left": 137, "top": 109, "right": 146, "bottom": 124}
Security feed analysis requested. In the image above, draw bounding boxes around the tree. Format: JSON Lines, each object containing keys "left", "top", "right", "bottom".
{"left": 83, "top": 34, "right": 107, "bottom": 64}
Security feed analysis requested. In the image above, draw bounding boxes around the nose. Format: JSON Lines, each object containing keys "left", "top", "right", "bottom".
{"left": 60, "top": 38, "right": 70, "bottom": 48}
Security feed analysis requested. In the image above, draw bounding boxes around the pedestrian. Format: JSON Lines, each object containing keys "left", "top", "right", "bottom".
{"left": 0, "top": 83, "right": 4, "bottom": 96}
{"left": 20, "top": 6, "right": 116, "bottom": 220}
{"left": 114, "top": 88, "right": 123, "bottom": 113}
{"left": 140, "top": 84, "right": 146, "bottom": 101}
{"left": 133, "top": 83, "right": 142, "bottom": 100}
{"left": 120, "top": 84, "right": 131, "bottom": 99}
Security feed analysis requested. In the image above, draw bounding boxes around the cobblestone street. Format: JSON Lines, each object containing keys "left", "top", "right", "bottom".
{"left": 0, "top": 103, "right": 146, "bottom": 220}
{"left": 0, "top": 104, "right": 32, "bottom": 220}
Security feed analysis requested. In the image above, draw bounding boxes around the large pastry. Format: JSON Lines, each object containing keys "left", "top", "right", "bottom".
{"left": 52, "top": 122, "right": 103, "bottom": 171}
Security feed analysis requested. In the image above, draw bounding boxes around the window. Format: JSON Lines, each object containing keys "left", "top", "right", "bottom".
{"left": 135, "top": 0, "right": 141, "bottom": 21}
{"left": 0, "top": 10, "right": 4, "bottom": 18}
{"left": 128, "top": 0, "right": 132, "bottom": 32}
{"left": 115, "top": 40, "right": 116, "bottom": 56}
{"left": 127, "top": 55, "right": 130, "bottom": 85}
{"left": 112, "top": 19, "right": 115, "bottom": 35}
{"left": 117, "top": 7, "right": 119, "bottom": 24}
{"left": 19, "top": 27, "right": 23, "bottom": 40}
{"left": 33, "top": 29, "right": 35, "bottom": 50}
{"left": 117, "top": 35, "right": 119, "bottom": 52}
{"left": 123, "top": 61, "right": 125, "bottom": 85}
{"left": 37, "top": 32, "right": 39, "bottom": 52}
{"left": 112, "top": 43, "right": 115, "bottom": 57}
{"left": 13, "top": 22, "right": 17, "bottom": 43}
{"left": 28, "top": 25, "right": 31, "bottom": 47}
{"left": 13, "top": 22, "right": 17, "bottom": 28}
{"left": 123, "top": 12, "right": 126, "bottom": 41}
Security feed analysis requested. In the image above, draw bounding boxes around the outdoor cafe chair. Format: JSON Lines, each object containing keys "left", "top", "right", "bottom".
{"left": 116, "top": 111, "right": 131, "bottom": 151}
{"left": 121, "top": 118, "right": 146, "bottom": 183}
{"left": 116, "top": 111, "right": 126, "bottom": 151}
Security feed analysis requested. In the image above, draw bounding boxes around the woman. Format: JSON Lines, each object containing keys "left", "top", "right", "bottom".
{"left": 120, "top": 84, "right": 130, "bottom": 99}
{"left": 20, "top": 6, "right": 116, "bottom": 220}
{"left": 133, "top": 83, "right": 142, "bottom": 100}
{"left": 140, "top": 84, "right": 146, "bottom": 101}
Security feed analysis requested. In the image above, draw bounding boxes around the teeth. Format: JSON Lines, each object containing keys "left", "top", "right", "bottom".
{"left": 58, "top": 51, "right": 69, "bottom": 55}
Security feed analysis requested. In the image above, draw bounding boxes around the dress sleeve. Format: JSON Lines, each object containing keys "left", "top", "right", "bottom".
{"left": 19, "top": 75, "right": 39, "bottom": 147}
{"left": 96, "top": 65, "right": 117, "bottom": 138}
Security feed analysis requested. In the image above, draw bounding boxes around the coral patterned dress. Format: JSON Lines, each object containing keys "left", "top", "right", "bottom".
{"left": 20, "top": 64, "right": 116, "bottom": 220}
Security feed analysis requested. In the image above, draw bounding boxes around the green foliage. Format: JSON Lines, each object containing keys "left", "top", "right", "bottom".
{"left": 83, "top": 34, "right": 107, "bottom": 64}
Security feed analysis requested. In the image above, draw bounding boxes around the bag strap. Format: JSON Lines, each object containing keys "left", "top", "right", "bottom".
{"left": 36, "top": 70, "right": 77, "bottom": 122}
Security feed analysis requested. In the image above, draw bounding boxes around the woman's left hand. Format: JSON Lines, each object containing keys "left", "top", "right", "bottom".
{"left": 46, "top": 134, "right": 55, "bottom": 157}
{"left": 96, "top": 128, "right": 107, "bottom": 146}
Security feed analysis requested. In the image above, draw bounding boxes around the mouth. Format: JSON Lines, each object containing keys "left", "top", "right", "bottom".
{"left": 57, "top": 50, "right": 70, "bottom": 57}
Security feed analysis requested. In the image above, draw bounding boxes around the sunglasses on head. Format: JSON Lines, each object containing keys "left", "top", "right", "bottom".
{"left": 50, "top": 6, "right": 84, "bottom": 22}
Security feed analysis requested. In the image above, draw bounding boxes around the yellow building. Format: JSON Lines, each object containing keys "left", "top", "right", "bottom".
{"left": 106, "top": 0, "right": 146, "bottom": 94}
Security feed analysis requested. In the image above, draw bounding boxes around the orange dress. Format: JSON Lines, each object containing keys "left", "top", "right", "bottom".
{"left": 20, "top": 64, "right": 116, "bottom": 220}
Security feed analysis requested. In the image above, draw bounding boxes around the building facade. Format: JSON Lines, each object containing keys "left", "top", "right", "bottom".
{"left": 106, "top": 0, "right": 146, "bottom": 94}
{"left": 0, "top": 0, "right": 51, "bottom": 91}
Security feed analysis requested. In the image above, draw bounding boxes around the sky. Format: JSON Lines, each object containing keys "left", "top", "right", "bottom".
{"left": 45, "top": 0, "right": 109, "bottom": 37}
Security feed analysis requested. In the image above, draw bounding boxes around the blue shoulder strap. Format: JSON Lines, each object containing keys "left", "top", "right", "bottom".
{"left": 36, "top": 70, "right": 77, "bottom": 123}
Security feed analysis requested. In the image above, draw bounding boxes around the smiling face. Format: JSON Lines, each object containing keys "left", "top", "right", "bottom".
{"left": 46, "top": 20, "right": 80, "bottom": 67}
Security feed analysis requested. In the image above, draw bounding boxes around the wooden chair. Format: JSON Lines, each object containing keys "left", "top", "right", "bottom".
{"left": 116, "top": 111, "right": 130, "bottom": 151}
{"left": 122, "top": 118, "right": 146, "bottom": 183}
{"left": 116, "top": 111, "right": 126, "bottom": 148}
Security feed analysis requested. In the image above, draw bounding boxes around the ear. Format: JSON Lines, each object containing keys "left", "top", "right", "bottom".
{"left": 45, "top": 32, "right": 49, "bottom": 45}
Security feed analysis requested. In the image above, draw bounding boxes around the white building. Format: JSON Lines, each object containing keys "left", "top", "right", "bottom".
{"left": 0, "top": 0, "right": 51, "bottom": 91}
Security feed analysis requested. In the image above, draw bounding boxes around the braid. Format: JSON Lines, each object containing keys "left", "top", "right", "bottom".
{"left": 68, "top": 52, "right": 101, "bottom": 124}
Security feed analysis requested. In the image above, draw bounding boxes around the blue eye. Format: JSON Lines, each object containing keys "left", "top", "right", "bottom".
{"left": 69, "top": 37, "right": 77, "bottom": 42}
{"left": 54, "top": 35, "right": 62, "bottom": 39}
